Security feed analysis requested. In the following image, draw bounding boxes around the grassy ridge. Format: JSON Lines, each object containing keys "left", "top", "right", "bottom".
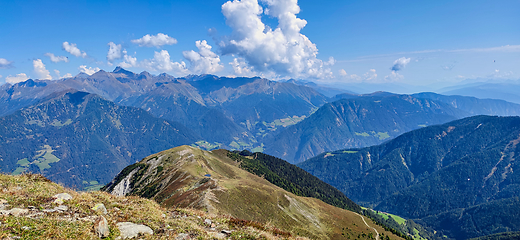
{"left": 0, "top": 173, "right": 308, "bottom": 239}
{"left": 228, "top": 150, "right": 362, "bottom": 213}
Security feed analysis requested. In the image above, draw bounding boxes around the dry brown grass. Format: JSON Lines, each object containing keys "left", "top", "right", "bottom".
{"left": 0, "top": 174, "right": 310, "bottom": 239}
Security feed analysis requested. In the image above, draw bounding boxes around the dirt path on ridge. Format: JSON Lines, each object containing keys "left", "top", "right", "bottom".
{"left": 354, "top": 212, "right": 379, "bottom": 240}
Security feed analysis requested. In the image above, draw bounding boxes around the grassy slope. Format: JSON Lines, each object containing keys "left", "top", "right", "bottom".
{"left": 104, "top": 145, "right": 405, "bottom": 240}
{"left": 0, "top": 173, "right": 315, "bottom": 239}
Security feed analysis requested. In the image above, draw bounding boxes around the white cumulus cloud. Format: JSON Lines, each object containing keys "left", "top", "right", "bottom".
{"left": 364, "top": 69, "right": 378, "bottom": 81}
{"left": 131, "top": 33, "right": 178, "bottom": 48}
{"left": 45, "top": 53, "right": 69, "bottom": 63}
{"left": 182, "top": 40, "right": 224, "bottom": 74}
{"left": 79, "top": 65, "right": 101, "bottom": 75}
{"left": 220, "top": 0, "right": 332, "bottom": 79}
{"left": 53, "top": 70, "right": 72, "bottom": 79}
{"left": 33, "top": 59, "right": 52, "bottom": 80}
{"left": 118, "top": 50, "right": 138, "bottom": 68}
{"left": 0, "top": 58, "right": 13, "bottom": 69}
{"left": 141, "top": 50, "right": 189, "bottom": 75}
{"left": 63, "top": 42, "right": 87, "bottom": 58}
{"left": 6, "top": 73, "right": 29, "bottom": 84}
{"left": 107, "top": 42, "right": 122, "bottom": 62}
{"left": 339, "top": 69, "right": 347, "bottom": 76}
{"left": 229, "top": 57, "right": 257, "bottom": 77}
{"left": 384, "top": 70, "right": 404, "bottom": 81}
{"left": 391, "top": 57, "right": 411, "bottom": 71}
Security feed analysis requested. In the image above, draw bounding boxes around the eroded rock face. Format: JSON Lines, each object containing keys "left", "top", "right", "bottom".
{"left": 116, "top": 222, "right": 153, "bottom": 239}
{"left": 110, "top": 168, "right": 139, "bottom": 197}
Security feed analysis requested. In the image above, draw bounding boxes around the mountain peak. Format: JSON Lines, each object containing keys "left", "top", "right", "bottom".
{"left": 112, "top": 67, "right": 135, "bottom": 75}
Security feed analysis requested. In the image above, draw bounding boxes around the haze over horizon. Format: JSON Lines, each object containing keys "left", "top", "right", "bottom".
{"left": 1, "top": 0, "right": 518, "bottom": 93}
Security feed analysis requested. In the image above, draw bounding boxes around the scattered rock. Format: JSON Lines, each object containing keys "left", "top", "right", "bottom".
{"left": 92, "top": 203, "right": 107, "bottom": 215}
{"left": 116, "top": 222, "right": 153, "bottom": 239}
{"left": 221, "top": 230, "right": 232, "bottom": 235}
{"left": 53, "top": 193, "right": 73, "bottom": 204}
{"left": 9, "top": 208, "right": 29, "bottom": 217}
{"left": 94, "top": 216, "right": 110, "bottom": 238}
{"left": 211, "top": 232, "right": 227, "bottom": 239}
{"left": 21, "top": 226, "right": 31, "bottom": 231}
{"left": 0, "top": 199, "right": 8, "bottom": 210}
{"left": 26, "top": 212, "right": 45, "bottom": 219}
{"left": 204, "top": 219, "right": 212, "bottom": 225}
{"left": 175, "top": 233, "right": 190, "bottom": 240}
{"left": 55, "top": 205, "right": 68, "bottom": 212}
{"left": 78, "top": 216, "right": 98, "bottom": 222}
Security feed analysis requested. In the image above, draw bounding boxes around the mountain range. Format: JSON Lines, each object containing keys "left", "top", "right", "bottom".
{"left": 0, "top": 90, "right": 197, "bottom": 188}
{"left": 298, "top": 115, "right": 520, "bottom": 239}
{"left": 3, "top": 68, "right": 520, "bottom": 184}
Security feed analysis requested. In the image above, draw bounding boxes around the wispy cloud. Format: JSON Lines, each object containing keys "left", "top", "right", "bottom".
{"left": 78, "top": 65, "right": 100, "bottom": 75}
{"left": 338, "top": 69, "right": 378, "bottom": 82}
{"left": 131, "top": 33, "right": 177, "bottom": 48}
{"left": 0, "top": 58, "right": 13, "bottom": 69}
{"left": 63, "top": 42, "right": 87, "bottom": 58}
{"left": 336, "top": 45, "right": 520, "bottom": 63}
{"left": 45, "top": 53, "right": 69, "bottom": 63}
{"left": 54, "top": 70, "right": 72, "bottom": 79}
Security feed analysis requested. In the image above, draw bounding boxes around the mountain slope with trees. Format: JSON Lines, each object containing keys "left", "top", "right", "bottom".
{"left": 265, "top": 94, "right": 468, "bottom": 163}
{"left": 0, "top": 90, "right": 198, "bottom": 189}
{"left": 298, "top": 115, "right": 520, "bottom": 239}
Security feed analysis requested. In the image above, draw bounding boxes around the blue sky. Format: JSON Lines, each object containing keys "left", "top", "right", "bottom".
{"left": 1, "top": 0, "right": 518, "bottom": 92}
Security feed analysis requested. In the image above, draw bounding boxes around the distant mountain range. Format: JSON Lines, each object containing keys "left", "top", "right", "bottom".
{"left": 440, "top": 81, "right": 520, "bottom": 104}
{"left": 298, "top": 115, "right": 520, "bottom": 239}
{"left": 265, "top": 92, "right": 520, "bottom": 163}
{"left": 2, "top": 68, "right": 520, "bottom": 183}
{"left": 0, "top": 91, "right": 198, "bottom": 189}
{"left": 0, "top": 68, "right": 328, "bottom": 151}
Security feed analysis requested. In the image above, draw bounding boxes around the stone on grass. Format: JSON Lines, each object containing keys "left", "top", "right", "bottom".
{"left": 55, "top": 205, "right": 68, "bottom": 211}
{"left": 9, "top": 208, "right": 29, "bottom": 217}
{"left": 94, "top": 216, "right": 110, "bottom": 238}
{"left": 116, "top": 222, "right": 153, "bottom": 239}
{"left": 53, "top": 193, "right": 73, "bottom": 204}
{"left": 175, "top": 233, "right": 190, "bottom": 240}
{"left": 92, "top": 203, "right": 108, "bottom": 215}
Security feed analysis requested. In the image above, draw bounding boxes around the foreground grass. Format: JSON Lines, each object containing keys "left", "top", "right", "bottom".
{"left": 0, "top": 174, "right": 308, "bottom": 239}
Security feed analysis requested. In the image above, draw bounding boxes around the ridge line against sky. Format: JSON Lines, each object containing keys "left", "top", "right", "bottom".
{"left": 0, "top": 0, "right": 518, "bottom": 90}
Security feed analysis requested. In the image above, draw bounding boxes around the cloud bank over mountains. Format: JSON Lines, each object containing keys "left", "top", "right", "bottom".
{"left": 114, "top": 0, "right": 333, "bottom": 79}
{"left": 2, "top": 0, "right": 517, "bottom": 85}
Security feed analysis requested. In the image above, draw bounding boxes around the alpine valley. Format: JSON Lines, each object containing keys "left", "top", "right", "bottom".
{"left": 2, "top": 68, "right": 520, "bottom": 239}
